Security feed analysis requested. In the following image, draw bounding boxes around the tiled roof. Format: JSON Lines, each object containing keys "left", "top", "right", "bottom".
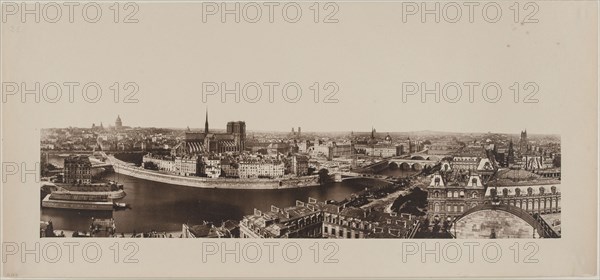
{"left": 186, "top": 141, "right": 206, "bottom": 153}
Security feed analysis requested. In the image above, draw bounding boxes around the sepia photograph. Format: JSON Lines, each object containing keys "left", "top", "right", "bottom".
{"left": 2, "top": 0, "right": 597, "bottom": 279}
{"left": 40, "top": 118, "right": 562, "bottom": 240}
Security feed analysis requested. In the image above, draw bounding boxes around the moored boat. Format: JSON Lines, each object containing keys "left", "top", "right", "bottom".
{"left": 113, "top": 202, "right": 129, "bottom": 210}
{"left": 41, "top": 192, "right": 115, "bottom": 211}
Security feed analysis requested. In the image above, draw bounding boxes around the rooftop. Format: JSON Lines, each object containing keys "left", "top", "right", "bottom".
{"left": 492, "top": 168, "right": 561, "bottom": 186}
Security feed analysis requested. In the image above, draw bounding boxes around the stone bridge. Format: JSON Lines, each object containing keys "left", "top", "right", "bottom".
{"left": 332, "top": 171, "right": 394, "bottom": 183}
{"left": 387, "top": 156, "right": 439, "bottom": 171}
{"left": 358, "top": 155, "right": 440, "bottom": 172}
{"left": 92, "top": 163, "right": 113, "bottom": 168}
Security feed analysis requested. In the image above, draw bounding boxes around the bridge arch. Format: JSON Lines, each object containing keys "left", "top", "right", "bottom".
{"left": 453, "top": 203, "right": 559, "bottom": 238}
{"left": 425, "top": 155, "right": 441, "bottom": 161}
{"left": 411, "top": 162, "right": 423, "bottom": 171}
{"left": 399, "top": 162, "right": 411, "bottom": 170}
{"left": 411, "top": 155, "right": 426, "bottom": 160}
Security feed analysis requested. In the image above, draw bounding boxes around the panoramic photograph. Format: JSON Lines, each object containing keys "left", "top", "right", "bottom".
{"left": 5, "top": 0, "right": 599, "bottom": 278}
{"left": 39, "top": 113, "right": 561, "bottom": 239}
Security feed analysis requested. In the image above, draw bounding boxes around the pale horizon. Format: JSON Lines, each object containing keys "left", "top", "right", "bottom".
{"left": 41, "top": 119, "right": 559, "bottom": 137}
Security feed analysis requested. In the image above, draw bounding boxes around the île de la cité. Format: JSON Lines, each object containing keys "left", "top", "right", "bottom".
{"left": 40, "top": 113, "right": 561, "bottom": 239}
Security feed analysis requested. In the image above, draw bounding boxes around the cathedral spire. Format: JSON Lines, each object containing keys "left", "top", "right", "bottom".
{"left": 204, "top": 109, "right": 209, "bottom": 134}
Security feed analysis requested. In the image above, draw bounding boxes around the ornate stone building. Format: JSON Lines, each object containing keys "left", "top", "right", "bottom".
{"left": 63, "top": 155, "right": 92, "bottom": 185}
{"left": 115, "top": 115, "right": 123, "bottom": 130}
{"left": 240, "top": 198, "right": 416, "bottom": 239}
{"left": 173, "top": 111, "right": 246, "bottom": 155}
{"left": 519, "top": 129, "right": 528, "bottom": 154}
{"left": 485, "top": 174, "right": 561, "bottom": 215}
{"left": 426, "top": 172, "right": 486, "bottom": 221}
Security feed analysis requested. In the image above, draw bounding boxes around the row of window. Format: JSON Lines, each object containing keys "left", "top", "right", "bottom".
{"left": 324, "top": 226, "right": 361, "bottom": 239}
{"left": 496, "top": 186, "right": 559, "bottom": 196}
{"left": 65, "top": 170, "right": 91, "bottom": 174}
{"left": 324, "top": 215, "right": 367, "bottom": 230}
{"left": 500, "top": 197, "right": 561, "bottom": 212}
{"left": 432, "top": 191, "right": 478, "bottom": 199}
{"left": 433, "top": 203, "right": 475, "bottom": 213}
{"left": 65, "top": 179, "right": 92, "bottom": 184}
{"left": 432, "top": 178, "right": 480, "bottom": 187}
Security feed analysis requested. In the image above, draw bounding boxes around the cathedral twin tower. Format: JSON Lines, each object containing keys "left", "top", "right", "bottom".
{"left": 176, "top": 110, "right": 246, "bottom": 155}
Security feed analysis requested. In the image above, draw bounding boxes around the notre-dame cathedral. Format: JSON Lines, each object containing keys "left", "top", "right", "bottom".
{"left": 172, "top": 111, "right": 246, "bottom": 155}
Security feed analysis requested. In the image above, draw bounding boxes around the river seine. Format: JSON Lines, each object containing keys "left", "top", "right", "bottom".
{"left": 41, "top": 154, "right": 415, "bottom": 234}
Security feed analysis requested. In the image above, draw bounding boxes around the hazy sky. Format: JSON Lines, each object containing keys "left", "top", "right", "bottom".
{"left": 3, "top": 2, "right": 596, "bottom": 134}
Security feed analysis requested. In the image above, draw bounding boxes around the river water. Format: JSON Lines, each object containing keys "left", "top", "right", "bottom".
{"left": 41, "top": 154, "right": 415, "bottom": 234}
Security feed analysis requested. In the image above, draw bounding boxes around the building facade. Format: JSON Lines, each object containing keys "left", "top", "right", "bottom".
{"left": 240, "top": 203, "right": 323, "bottom": 238}
{"left": 173, "top": 111, "right": 246, "bottom": 155}
{"left": 451, "top": 156, "right": 480, "bottom": 171}
{"left": 485, "top": 181, "right": 561, "bottom": 215}
{"left": 199, "top": 157, "right": 221, "bottom": 178}
{"left": 290, "top": 155, "right": 309, "bottom": 176}
{"left": 174, "top": 156, "right": 199, "bottom": 176}
{"left": 366, "top": 144, "right": 398, "bottom": 157}
{"left": 63, "top": 155, "right": 92, "bottom": 185}
{"left": 240, "top": 198, "right": 416, "bottom": 239}
{"left": 238, "top": 161, "right": 285, "bottom": 179}
{"left": 331, "top": 143, "right": 354, "bottom": 158}
{"left": 115, "top": 115, "right": 123, "bottom": 130}
{"left": 142, "top": 154, "right": 176, "bottom": 172}
{"left": 426, "top": 173, "right": 486, "bottom": 221}
{"left": 519, "top": 129, "right": 528, "bottom": 154}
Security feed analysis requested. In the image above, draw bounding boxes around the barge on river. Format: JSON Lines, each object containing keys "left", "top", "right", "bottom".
{"left": 41, "top": 192, "right": 126, "bottom": 211}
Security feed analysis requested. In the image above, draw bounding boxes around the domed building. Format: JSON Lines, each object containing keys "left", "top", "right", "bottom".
{"left": 383, "top": 134, "right": 392, "bottom": 144}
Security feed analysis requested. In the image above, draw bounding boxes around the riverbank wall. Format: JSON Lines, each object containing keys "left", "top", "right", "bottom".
{"left": 107, "top": 156, "right": 320, "bottom": 190}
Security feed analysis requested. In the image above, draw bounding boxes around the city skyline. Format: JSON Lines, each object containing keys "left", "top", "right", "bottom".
{"left": 6, "top": 2, "right": 569, "bottom": 136}
{"left": 3, "top": 0, "right": 595, "bottom": 277}
{"left": 40, "top": 115, "right": 562, "bottom": 240}
{"left": 44, "top": 113, "right": 560, "bottom": 136}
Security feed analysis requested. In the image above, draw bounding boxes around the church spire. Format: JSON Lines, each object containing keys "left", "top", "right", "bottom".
{"left": 204, "top": 109, "right": 209, "bottom": 134}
